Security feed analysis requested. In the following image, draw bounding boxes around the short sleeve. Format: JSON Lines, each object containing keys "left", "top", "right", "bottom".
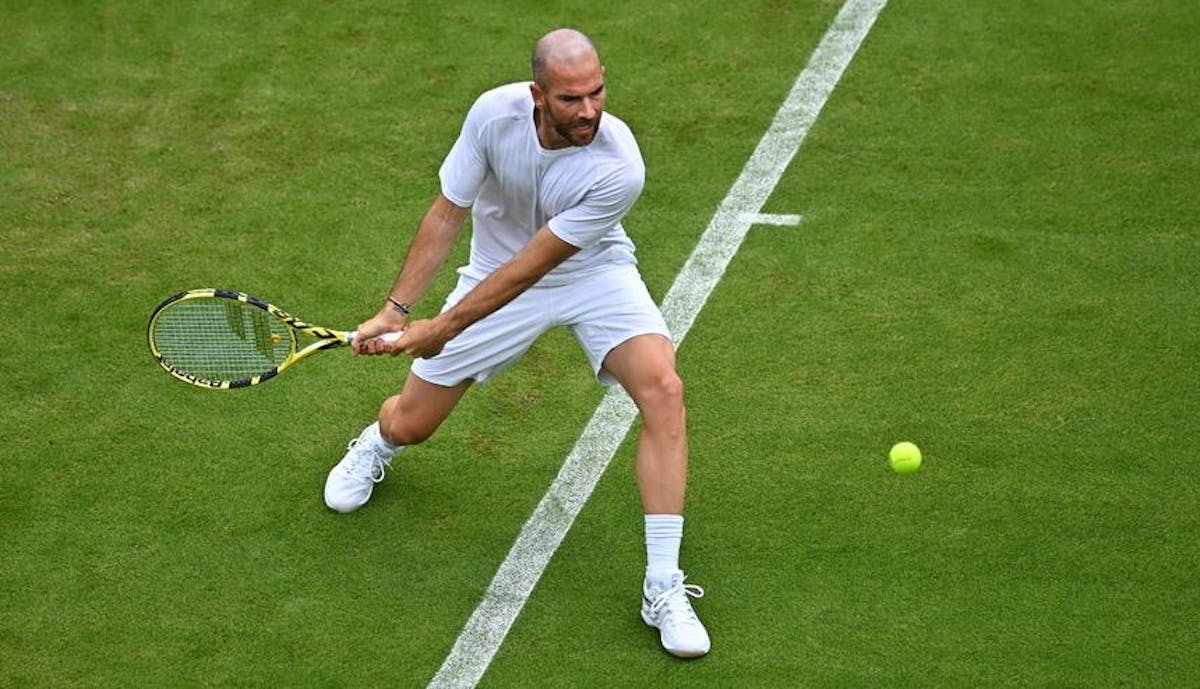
{"left": 438, "top": 98, "right": 490, "bottom": 207}
{"left": 547, "top": 164, "right": 644, "bottom": 249}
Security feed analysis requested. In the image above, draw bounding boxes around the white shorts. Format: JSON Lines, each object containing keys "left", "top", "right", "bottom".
{"left": 411, "top": 264, "right": 670, "bottom": 387}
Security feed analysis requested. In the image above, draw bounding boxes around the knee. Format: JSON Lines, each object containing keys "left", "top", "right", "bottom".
{"left": 660, "top": 372, "right": 685, "bottom": 409}
{"left": 379, "top": 417, "right": 432, "bottom": 447}
{"left": 637, "top": 371, "right": 686, "bottom": 419}
{"left": 378, "top": 397, "right": 436, "bottom": 446}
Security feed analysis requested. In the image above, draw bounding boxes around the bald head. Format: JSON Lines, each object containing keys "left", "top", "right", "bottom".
{"left": 529, "top": 28, "right": 607, "bottom": 148}
{"left": 531, "top": 28, "right": 599, "bottom": 87}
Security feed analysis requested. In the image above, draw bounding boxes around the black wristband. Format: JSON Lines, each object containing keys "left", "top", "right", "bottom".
{"left": 387, "top": 296, "right": 411, "bottom": 317}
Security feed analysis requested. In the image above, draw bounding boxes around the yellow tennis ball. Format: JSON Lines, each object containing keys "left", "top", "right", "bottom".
{"left": 889, "top": 441, "right": 922, "bottom": 474}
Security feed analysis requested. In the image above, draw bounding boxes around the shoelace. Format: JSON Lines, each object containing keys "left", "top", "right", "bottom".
{"left": 648, "top": 578, "right": 705, "bottom": 623}
{"left": 343, "top": 439, "right": 393, "bottom": 483}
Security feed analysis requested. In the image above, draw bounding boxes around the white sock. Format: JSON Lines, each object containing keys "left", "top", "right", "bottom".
{"left": 364, "top": 421, "right": 401, "bottom": 454}
{"left": 644, "top": 514, "right": 684, "bottom": 588}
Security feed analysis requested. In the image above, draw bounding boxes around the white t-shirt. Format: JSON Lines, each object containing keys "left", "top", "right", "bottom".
{"left": 439, "top": 81, "right": 644, "bottom": 287}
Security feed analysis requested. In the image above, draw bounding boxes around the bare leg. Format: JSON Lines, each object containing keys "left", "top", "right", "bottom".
{"left": 604, "top": 334, "right": 710, "bottom": 657}
{"left": 378, "top": 371, "right": 472, "bottom": 446}
{"left": 601, "top": 334, "right": 687, "bottom": 514}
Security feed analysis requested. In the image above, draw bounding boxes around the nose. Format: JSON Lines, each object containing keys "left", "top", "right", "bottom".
{"left": 580, "top": 98, "right": 596, "bottom": 120}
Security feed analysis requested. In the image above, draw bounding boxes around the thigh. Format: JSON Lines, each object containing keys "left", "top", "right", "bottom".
{"left": 393, "top": 370, "right": 472, "bottom": 424}
{"left": 380, "top": 370, "right": 472, "bottom": 445}
{"left": 599, "top": 332, "right": 679, "bottom": 401}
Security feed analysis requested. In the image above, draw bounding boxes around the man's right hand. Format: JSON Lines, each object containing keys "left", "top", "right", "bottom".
{"left": 351, "top": 310, "right": 408, "bottom": 356}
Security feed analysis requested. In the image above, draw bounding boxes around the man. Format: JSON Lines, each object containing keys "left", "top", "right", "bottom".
{"left": 324, "top": 28, "right": 710, "bottom": 659}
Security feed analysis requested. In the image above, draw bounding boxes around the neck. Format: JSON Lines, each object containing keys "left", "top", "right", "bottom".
{"left": 532, "top": 106, "right": 570, "bottom": 150}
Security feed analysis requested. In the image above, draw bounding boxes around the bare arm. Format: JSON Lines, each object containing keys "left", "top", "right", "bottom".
{"left": 394, "top": 225, "right": 581, "bottom": 358}
{"left": 387, "top": 194, "right": 470, "bottom": 308}
{"left": 352, "top": 193, "right": 469, "bottom": 352}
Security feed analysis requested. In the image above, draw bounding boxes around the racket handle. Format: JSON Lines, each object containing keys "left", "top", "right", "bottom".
{"left": 347, "top": 330, "right": 404, "bottom": 344}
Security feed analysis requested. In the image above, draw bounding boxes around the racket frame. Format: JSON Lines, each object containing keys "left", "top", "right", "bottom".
{"left": 147, "top": 288, "right": 353, "bottom": 390}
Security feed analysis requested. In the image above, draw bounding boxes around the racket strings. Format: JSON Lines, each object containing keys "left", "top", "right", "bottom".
{"left": 152, "top": 299, "right": 293, "bottom": 380}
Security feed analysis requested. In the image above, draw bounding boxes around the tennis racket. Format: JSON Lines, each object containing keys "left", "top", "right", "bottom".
{"left": 147, "top": 288, "right": 401, "bottom": 390}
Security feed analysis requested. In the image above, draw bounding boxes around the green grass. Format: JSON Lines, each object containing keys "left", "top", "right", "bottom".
{"left": 3, "top": 1, "right": 1198, "bottom": 687}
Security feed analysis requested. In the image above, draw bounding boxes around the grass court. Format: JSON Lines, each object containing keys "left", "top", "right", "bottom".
{"left": 2, "top": 1, "right": 1198, "bottom": 686}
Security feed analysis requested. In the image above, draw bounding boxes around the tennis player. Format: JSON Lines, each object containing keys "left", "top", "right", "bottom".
{"left": 325, "top": 28, "right": 709, "bottom": 658}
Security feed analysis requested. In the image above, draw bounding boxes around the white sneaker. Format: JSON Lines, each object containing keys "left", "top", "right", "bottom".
{"left": 641, "top": 570, "right": 711, "bottom": 658}
{"left": 324, "top": 428, "right": 394, "bottom": 513}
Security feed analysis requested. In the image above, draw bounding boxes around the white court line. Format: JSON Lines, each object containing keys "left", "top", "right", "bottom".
{"left": 428, "top": 1, "right": 887, "bottom": 686}
{"left": 743, "top": 212, "right": 804, "bottom": 226}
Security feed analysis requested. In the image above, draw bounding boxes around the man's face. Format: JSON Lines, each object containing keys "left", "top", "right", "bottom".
{"left": 531, "top": 57, "right": 606, "bottom": 149}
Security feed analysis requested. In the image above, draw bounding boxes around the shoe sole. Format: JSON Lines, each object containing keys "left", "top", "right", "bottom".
{"left": 641, "top": 603, "right": 709, "bottom": 658}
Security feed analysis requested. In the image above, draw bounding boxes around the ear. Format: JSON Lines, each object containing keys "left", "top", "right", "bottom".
{"left": 529, "top": 81, "right": 544, "bottom": 108}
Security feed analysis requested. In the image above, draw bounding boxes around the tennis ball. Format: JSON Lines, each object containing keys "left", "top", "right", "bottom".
{"left": 888, "top": 441, "right": 922, "bottom": 474}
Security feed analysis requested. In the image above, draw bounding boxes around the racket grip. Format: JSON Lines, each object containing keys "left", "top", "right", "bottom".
{"left": 347, "top": 330, "right": 404, "bottom": 344}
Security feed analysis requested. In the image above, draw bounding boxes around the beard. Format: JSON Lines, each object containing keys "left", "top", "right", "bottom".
{"left": 542, "top": 106, "right": 602, "bottom": 147}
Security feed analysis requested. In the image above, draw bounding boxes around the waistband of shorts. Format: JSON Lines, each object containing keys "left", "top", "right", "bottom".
{"left": 457, "top": 261, "right": 639, "bottom": 289}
